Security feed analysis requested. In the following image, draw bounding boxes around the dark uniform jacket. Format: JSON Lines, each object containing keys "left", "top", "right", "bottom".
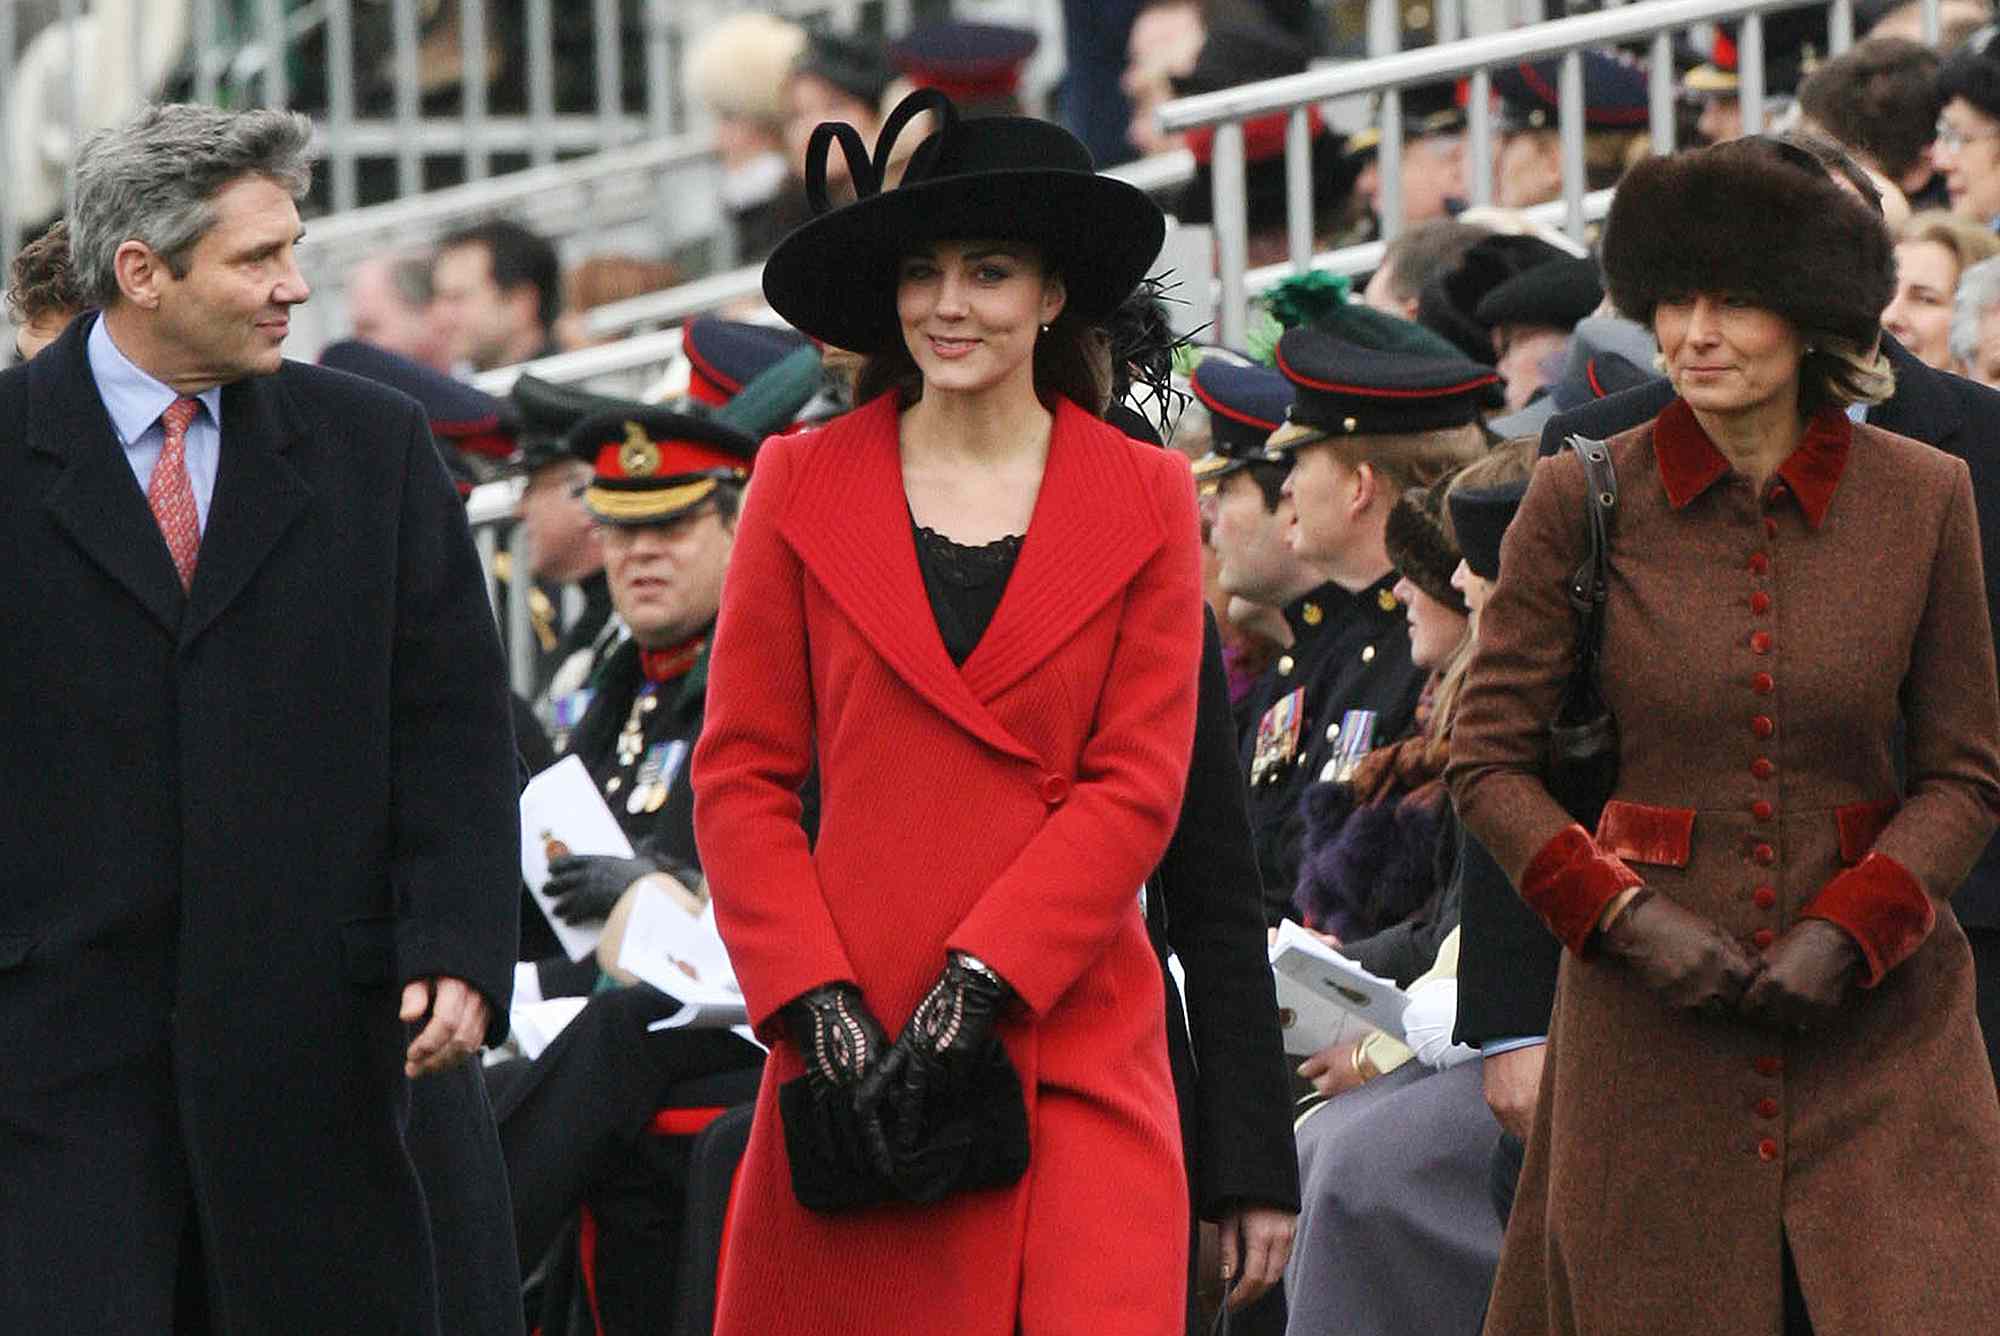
{"left": 1240, "top": 575, "right": 1427, "bottom": 923}
{"left": 1150, "top": 609, "right": 1299, "bottom": 1336}
{"left": 0, "top": 316, "right": 520, "bottom": 1332}
{"left": 1459, "top": 334, "right": 2000, "bottom": 1047}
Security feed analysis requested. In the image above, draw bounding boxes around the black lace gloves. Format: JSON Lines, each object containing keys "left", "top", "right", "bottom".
{"left": 777, "top": 962, "right": 1030, "bottom": 1211}
{"left": 857, "top": 953, "right": 1017, "bottom": 1200}
{"left": 782, "top": 982, "right": 891, "bottom": 1092}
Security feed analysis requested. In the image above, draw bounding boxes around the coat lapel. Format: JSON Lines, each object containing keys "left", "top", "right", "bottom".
{"left": 959, "top": 399, "right": 1165, "bottom": 701}
{"left": 181, "top": 372, "right": 313, "bottom": 647}
{"left": 31, "top": 316, "right": 185, "bottom": 635}
{"left": 779, "top": 396, "right": 1038, "bottom": 762}
{"left": 1876, "top": 335, "right": 1961, "bottom": 451}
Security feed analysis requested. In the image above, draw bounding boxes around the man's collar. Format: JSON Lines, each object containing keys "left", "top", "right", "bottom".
{"left": 1653, "top": 396, "right": 1850, "bottom": 529}
{"left": 1282, "top": 580, "right": 1347, "bottom": 642}
{"left": 86, "top": 314, "right": 223, "bottom": 443}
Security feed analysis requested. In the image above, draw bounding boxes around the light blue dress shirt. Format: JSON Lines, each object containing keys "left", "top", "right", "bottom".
{"left": 87, "top": 316, "right": 223, "bottom": 533}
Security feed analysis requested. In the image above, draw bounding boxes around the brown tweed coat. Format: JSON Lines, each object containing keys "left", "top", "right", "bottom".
{"left": 1449, "top": 398, "right": 2000, "bottom": 1335}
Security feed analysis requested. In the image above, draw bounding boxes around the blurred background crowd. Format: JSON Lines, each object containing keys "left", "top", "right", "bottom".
{"left": 10, "top": 3, "right": 2000, "bottom": 1334}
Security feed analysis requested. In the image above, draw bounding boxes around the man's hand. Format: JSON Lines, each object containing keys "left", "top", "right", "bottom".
{"left": 1216, "top": 1203, "right": 1297, "bottom": 1309}
{"left": 1738, "top": 919, "right": 1862, "bottom": 1032}
{"left": 401, "top": 976, "right": 491, "bottom": 1077}
{"left": 1297, "top": 1039, "right": 1372, "bottom": 1099}
{"left": 1481, "top": 1042, "right": 1545, "bottom": 1142}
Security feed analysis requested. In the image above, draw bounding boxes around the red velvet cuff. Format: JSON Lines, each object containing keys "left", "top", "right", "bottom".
{"left": 1802, "top": 851, "right": 1936, "bottom": 987}
{"left": 1519, "top": 823, "right": 1646, "bottom": 956}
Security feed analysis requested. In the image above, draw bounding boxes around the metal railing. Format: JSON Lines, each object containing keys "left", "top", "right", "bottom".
{"left": 0, "top": 0, "right": 1054, "bottom": 288}
{"left": 1152, "top": 0, "right": 1929, "bottom": 346}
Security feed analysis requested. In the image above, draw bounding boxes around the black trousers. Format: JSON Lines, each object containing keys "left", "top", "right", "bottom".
{"left": 484, "top": 985, "right": 762, "bottom": 1331}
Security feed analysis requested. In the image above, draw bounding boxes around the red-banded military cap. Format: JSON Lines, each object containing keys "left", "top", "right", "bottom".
{"left": 887, "top": 21, "right": 1039, "bottom": 104}
{"left": 1189, "top": 358, "right": 1293, "bottom": 486}
{"left": 682, "top": 316, "right": 813, "bottom": 407}
{"left": 1264, "top": 326, "right": 1498, "bottom": 456}
{"left": 566, "top": 406, "right": 757, "bottom": 526}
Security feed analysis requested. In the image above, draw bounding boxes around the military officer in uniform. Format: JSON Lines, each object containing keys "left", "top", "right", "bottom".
{"left": 1241, "top": 324, "right": 1494, "bottom": 920}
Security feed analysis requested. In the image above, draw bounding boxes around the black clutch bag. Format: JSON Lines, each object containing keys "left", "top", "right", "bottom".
{"left": 1547, "top": 434, "right": 1620, "bottom": 828}
{"left": 778, "top": 1034, "right": 1031, "bottom": 1214}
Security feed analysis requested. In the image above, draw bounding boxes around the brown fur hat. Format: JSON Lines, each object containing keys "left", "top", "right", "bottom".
{"left": 1600, "top": 138, "right": 1895, "bottom": 348}
{"left": 1385, "top": 477, "right": 1467, "bottom": 616}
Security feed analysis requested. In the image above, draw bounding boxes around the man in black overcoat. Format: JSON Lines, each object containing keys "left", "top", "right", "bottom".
{"left": 0, "top": 105, "right": 519, "bottom": 1331}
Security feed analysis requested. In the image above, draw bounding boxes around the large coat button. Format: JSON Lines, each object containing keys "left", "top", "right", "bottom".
{"left": 1758, "top": 1138, "right": 1779, "bottom": 1161}
{"left": 1752, "top": 800, "right": 1775, "bottom": 822}
{"left": 1750, "top": 591, "right": 1772, "bottom": 615}
{"left": 1751, "top": 757, "right": 1776, "bottom": 780}
{"left": 1038, "top": 773, "right": 1071, "bottom": 807}
{"left": 1752, "top": 672, "right": 1775, "bottom": 695}
{"left": 1753, "top": 885, "right": 1777, "bottom": 909}
{"left": 1755, "top": 1056, "right": 1784, "bottom": 1077}
{"left": 1752, "top": 927, "right": 1777, "bottom": 949}
{"left": 1751, "top": 715, "right": 1775, "bottom": 739}
{"left": 1750, "top": 631, "right": 1773, "bottom": 655}
{"left": 1752, "top": 843, "right": 1776, "bottom": 866}
{"left": 1749, "top": 552, "right": 1770, "bottom": 575}
{"left": 1756, "top": 1097, "right": 1780, "bottom": 1119}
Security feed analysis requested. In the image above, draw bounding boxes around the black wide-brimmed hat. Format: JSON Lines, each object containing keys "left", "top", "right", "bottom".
{"left": 762, "top": 89, "right": 1167, "bottom": 354}
{"left": 1601, "top": 137, "right": 1894, "bottom": 349}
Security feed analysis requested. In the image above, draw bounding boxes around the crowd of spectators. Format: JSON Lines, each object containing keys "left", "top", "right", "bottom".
{"left": 12, "top": 3, "right": 2000, "bottom": 1334}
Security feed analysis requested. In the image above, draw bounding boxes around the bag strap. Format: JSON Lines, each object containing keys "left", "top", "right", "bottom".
{"left": 1563, "top": 433, "right": 1617, "bottom": 670}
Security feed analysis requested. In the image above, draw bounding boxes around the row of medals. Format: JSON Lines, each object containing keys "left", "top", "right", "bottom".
{"left": 612, "top": 683, "right": 670, "bottom": 815}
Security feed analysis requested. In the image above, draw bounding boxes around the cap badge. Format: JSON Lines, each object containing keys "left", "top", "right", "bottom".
{"left": 619, "top": 421, "right": 661, "bottom": 477}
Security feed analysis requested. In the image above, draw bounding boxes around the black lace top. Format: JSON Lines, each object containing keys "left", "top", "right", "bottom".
{"left": 912, "top": 519, "right": 1024, "bottom": 666}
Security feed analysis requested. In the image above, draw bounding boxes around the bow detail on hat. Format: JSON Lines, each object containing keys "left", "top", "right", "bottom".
{"left": 803, "top": 88, "right": 962, "bottom": 215}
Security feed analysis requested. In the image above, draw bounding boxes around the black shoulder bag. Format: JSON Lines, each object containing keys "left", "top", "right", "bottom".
{"left": 1546, "top": 434, "right": 1620, "bottom": 826}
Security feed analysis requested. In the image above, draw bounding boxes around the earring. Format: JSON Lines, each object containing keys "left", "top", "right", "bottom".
{"left": 1040, "top": 323, "right": 1051, "bottom": 334}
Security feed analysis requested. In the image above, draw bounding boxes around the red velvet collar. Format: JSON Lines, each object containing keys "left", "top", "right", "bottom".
{"left": 1652, "top": 396, "right": 1851, "bottom": 530}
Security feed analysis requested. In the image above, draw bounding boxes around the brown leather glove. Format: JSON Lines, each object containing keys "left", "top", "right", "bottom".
{"left": 1737, "top": 919, "right": 1862, "bottom": 1032}
{"left": 1594, "top": 888, "right": 1763, "bottom": 1016}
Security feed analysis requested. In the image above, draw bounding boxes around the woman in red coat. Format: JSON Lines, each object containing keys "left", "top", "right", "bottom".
{"left": 1449, "top": 138, "right": 2000, "bottom": 1334}
{"left": 691, "top": 91, "right": 1202, "bottom": 1334}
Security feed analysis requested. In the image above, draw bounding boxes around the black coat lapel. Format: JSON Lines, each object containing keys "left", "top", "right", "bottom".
{"left": 1875, "top": 335, "right": 1961, "bottom": 450}
{"left": 181, "top": 372, "right": 312, "bottom": 646}
{"left": 31, "top": 316, "right": 185, "bottom": 635}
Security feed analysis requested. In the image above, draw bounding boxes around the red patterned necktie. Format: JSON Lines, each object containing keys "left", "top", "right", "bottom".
{"left": 148, "top": 396, "right": 202, "bottom": 591}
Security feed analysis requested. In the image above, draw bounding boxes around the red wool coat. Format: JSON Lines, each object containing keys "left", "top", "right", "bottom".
{"left": 1450, "top": 402, "right": 2000, "bottom": 1335}
{"left": 692, "top": 394, "right": 1203, "bottom": 1335}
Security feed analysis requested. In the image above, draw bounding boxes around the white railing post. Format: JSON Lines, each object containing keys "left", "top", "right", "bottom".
{"left": 1286, "top": 108, "right": 1315, "bottom": 274}
{"left": 1213, "top": 122, "right": 1252, "bottom": 349}
{"left": 1558, "top": 48, "right": 1587, "bottom": 242}
{"left": 1739, "top": 9, "right": 1766, "bottom": 137}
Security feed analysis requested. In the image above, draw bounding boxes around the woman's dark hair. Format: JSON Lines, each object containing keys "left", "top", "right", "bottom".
{"left": 853, "top": 285, "right": 1112, "bottom": 413}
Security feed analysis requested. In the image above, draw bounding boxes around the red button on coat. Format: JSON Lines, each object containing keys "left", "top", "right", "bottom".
{"left": 1758, "top": 1138, "right": 1779, "bottom": 1161}
{"left": 1755, "top": 1056, "right": 1784, "bottom": 1077}
{"left": 1752, "top": 800, "right": 1775, "bottom": 822}
{"left": 1751, "top": 715, "right": 1775, "bottom": 738}
{"left": 1751, "top": 631, "right": 1772, "bottom": 655}
{"left": 1752, "top": 844, "right": 1776, "bottom": 866}
{"left": 1764, "top": 518, "right": 1780, "bottom": 538}
{"left": 1752, "top": 757, "right": 1776, "bottom": 780}
{"left": 1752, "top": 672, "right": 1775, "bottom": 694}
{"left": 1753, "top": 927, "right": 1777, "bottom": 948}
{"left": 1756, "top": 1097, "right": 1780, "bottom": 1119}
{"left": 1749, "top": 552, "right": 1770, "bottom": 575}
{"left": 1037, "top": 773, "right": 1071, "bottom": 806}
{"left": 1750, "top": 591, "right": 1772, "bottom": 615}
{"left": 1753, "top": 885, "right": 1778, "bottom": 909}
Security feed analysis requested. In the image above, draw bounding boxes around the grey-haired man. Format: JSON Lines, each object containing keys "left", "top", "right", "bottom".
{"left": 0, "top": 104, "right": 519, "bottom": 1331}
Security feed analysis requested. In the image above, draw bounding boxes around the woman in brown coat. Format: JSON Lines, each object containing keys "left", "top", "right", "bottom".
{"left": 1449, "top": 137, "right": 2000, "bottom": 1334}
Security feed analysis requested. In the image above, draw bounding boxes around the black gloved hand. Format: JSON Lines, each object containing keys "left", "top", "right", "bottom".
{"left": 544, "top": 853, "right": 656, "bottom": 924}
{"left": 1594, "top": 887, "right": 1763, "bottom": 1016}
{"left": 856, "top": 953, "right": 1014, "bottom": 1188}
{"left": 1737, "top": 919, "right": 1862, "bottom": 1032}
{"left": 781, "top": 982, "right": 891, "bottom": 1094}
